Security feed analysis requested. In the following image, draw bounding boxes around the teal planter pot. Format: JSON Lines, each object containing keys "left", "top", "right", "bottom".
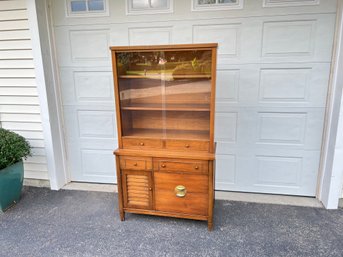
{"left": 0, "top": 161, "right": 24, "bottom": 212}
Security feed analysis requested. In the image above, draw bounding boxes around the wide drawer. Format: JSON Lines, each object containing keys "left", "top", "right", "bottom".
{"left": 154, "top": 172, "right": 209, "bottom": 216}
{"left": 153, "top": 158, "right": 208, "bottom": 174}
{"left": 165, "top": 140, "right": 209, "bottom": 152}
{"left": 120, "top": 156, "right": 152, "bottom": 171}
{"left": 122, "top": 138, "right": 163, "bottom": 149}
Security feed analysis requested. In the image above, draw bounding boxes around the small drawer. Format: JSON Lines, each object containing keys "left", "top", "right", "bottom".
{"left": 153, "top": 158, "right": 208, "bottom": 174}
{"left": 122, "top": 138, "right": 163, "bottom": 149}
{"left": 165, "top": 140, "right": 209, "bottom": 152}
{"left": 154, "top": 172, "right": 209, "bottom": 216}
{"left": 120, "top": 156, "right": 152, "bottom": 171}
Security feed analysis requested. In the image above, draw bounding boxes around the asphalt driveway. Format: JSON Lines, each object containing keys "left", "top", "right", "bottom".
{"left": 0, "top": 187, "right": 342, "bottom": 257}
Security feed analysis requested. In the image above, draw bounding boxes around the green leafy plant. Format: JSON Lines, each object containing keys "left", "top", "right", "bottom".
{"left": 0, "top": 128, "right": 31, "bottom": 170}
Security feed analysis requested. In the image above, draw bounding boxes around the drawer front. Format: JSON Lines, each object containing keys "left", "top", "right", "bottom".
{"left": 154, "top": 158, "right": 208, "bottom": 174}
{"left": 165, "top": 140, "right": 209, "bottom": 152}
{"left": 122, "top": 138, "right": 162, "bottom": 149}
{"left": 120, "top": 156, "right": 152, "bottom": 171}
{"left": 154, "top": 172, "right": 208, "bottom": 216}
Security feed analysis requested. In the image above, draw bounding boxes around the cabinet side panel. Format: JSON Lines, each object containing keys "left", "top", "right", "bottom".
{"left": 210, "top": 47, "right": 217, "bottom": 153}
{"left": 111, "top": 51, "right": 123, "bottom": 148}
{"left": 115, "top": 155, "right": 124, "bottom": 220}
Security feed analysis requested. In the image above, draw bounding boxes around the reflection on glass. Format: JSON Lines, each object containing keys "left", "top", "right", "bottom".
{"left": 198, "top": 0, "right": 237, "bottom": 4}
{"left": 117, "top": 49, "right": 212, "bottom": 140}
{"left": 218, "top": 0, "right": 237, "bottom": 3}
{"left": 71, "top": 0, "right": 87, "bottom": 12}
{"left": 132, "top": 0, "right": 168, "bottom": 9}
{"left": 88, "top": 0, "right": 104, "bottom": 11}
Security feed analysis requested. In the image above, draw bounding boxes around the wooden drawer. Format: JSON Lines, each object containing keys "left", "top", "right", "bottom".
{"left": 153, "top": 158, "right": 208, "bottom": 174}
{"left": 122, "top": 138, "right": 162, "bottom": 149}
{"left": 120, "top": 156, "right": 152, "bottom": 171}
{"left": 165, "top": 140, "right": 209, "bottom": 152}
{"left": 154, "top": 172, "right": 208, "bottom": 216}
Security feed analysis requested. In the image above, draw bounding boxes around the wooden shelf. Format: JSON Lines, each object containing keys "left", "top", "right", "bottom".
{"left": 123, "top": 128, "right": 209, "bottom": 140}
{"left": 121, "top": 103, "right": 210, "bottom": 111}
{"left": 119, "top": 74, "right": 211, "bottom": 79}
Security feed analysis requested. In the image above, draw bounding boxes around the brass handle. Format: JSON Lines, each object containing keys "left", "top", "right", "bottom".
{"left": 185, "top": 144, "right": 190, "bottom": 148}
{"left": 175, "top": 185, "right": 187, "bottom": 198}
{"left": 139, "top": 142, "right": 144, "bottom": 146}
{"left": 161, "top": 164, "right": 166, "bottom": 168}
{"left": 195, "top": 166, "right": 199, "bottom": 170}
{"left": 133, "top": 163, "right": 138, "bottom": 166}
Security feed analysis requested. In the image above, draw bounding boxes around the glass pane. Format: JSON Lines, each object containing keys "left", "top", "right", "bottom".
{"left": 88, "top": 0, "right": 104, "bottom": 11}
{"left": 150, "top": 0, "right": 168, "bottom": 8}
{"left": 218, "top": 0, "right": 237, "bottom": 3}
{"left": 116, "top": 49, "right": 212, "bottom": 140}
{"left": 117, "top": 51, "right": 164, "bottom": 137}
{"left": 198, "top": 0, "right": 216, "bottom": 5}
{"left": 132, "top": 0, "right": 168, "bottom": 9}
{"left": 71, "top": 0, "right": 87, "bottom": 12}
{"left": 132, "top": 0, "right": 150, "bottom": 9}
{"left": 162, "top": 50, "right": 212, "bottom": 140}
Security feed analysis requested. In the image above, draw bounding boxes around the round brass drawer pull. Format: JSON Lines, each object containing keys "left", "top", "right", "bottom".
{"left": 175, "top": 185, "right": 187, "bottom": 198}
{"left": 161, "top": 164, "right": 166, "bottom": 168}
{"left": 195, "top": 166, "right": 199, "bottom": 170}
{"left": 185, "top": 144, "right": 190, "bottom": 148}
{"left": 139, "top": 142, "right": 145, "bottom": 146}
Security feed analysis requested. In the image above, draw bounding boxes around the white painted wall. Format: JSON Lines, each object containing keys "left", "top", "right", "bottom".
{"left": 26, "top": 0, "right": 68, "bottom": 189}
{"left": 0, "top": 0, "right": 49, "bottom": 180}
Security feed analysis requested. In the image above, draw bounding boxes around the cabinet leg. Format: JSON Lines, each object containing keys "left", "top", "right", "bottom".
{"left": 119, "top": 211, "right": 125, "bottom": 221}
{"left": 207, "top": 220, "right": 213, "bottom": 231}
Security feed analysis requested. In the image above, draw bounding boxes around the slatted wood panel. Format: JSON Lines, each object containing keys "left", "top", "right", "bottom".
{"left": 124, "top": 173, "right": 150, "bottom": 208}
{"left": 0, "top": 0, "right": 48, "bottom": 180}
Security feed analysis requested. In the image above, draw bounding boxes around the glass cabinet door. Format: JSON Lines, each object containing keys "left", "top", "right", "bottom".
{"left": 116, "top": 49, "right": 212, "bottom": 141}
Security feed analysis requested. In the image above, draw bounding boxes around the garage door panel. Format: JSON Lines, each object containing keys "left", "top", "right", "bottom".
{"left": 215, "top": 154, "right": 237, "bottom": 190}
{"left": 60, "top": 68, "right": 114, "bottom": 105}
{"left": 193, "top": 23, "right": 242, "bottom": 58}
{"left": 216, "top": 151, "right": 319, "bottom": 195}
{"left": 207, "top": 14, "right": 334, "bottom": 65}
{"left": 255, "top": 107, "right": 325, "bottom": 149}
{"left": 216, "top": 63, "right": 330, "bottom": 109}
{"left": 259, "top": 14, "right": 335, "bottom": 63}
{"left": 67, "top": 143, "right": 117, "bottom": 183}
{"left": 258, "top": 63, "right": 330, "bottom": 107}
{"left": 54, "top": 26, "right": 111, "bottom": 67}
{"left": 63, "top": 107, "right": 116, "bottom": 139}
{"left": 250, "top": 151, "right": 320, "bottom": 195}
{"left": 63, "top": 107, "right": 117, "bottom": 182}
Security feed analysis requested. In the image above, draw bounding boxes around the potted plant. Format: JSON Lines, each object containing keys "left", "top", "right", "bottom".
{"left": 0, "top": 128, "right": 31, "bottom": 212}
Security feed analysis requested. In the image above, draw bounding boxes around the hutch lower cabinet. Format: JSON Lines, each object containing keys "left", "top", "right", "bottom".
{"left": 110, "top": 44, "right": 217, "bottom": 230}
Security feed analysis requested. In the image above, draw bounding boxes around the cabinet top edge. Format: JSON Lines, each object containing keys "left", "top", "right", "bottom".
{"left": 110, "top": 43, "right": 218, "bottom": 52}
{"left": 113, "top": 149, "right": 215, "bottom": 160}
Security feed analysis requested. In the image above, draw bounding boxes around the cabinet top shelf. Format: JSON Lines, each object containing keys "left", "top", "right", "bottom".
{"left": 110, "top": 43, "right": 218, "bottom": 52}
{"left": 119, "top": 74, "right": 211, "bottom": 79}
{"left": 121, "top": 103, "right": 210, "bottom": 111}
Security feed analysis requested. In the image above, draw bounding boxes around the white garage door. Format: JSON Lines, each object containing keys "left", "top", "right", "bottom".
{"left": 52, "top": 0, "right": 336, "bottom": 195}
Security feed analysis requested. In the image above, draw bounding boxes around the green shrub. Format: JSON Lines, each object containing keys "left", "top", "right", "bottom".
{"left": 0, "top": 128, "right": 31, "bottom": 170}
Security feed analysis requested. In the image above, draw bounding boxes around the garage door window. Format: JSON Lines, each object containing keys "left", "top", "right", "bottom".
{"left": 126, "top": 0, "right": 173, "bottom": 15}
{"left": 192, "top": 0, "right": 243, "bottom": 11}
{"left": 66, "top": 0, "right": 109, "bottom": 17}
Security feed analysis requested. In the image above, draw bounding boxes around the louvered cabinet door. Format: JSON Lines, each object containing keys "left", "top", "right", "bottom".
{"left": 121, "top": 170, "right": 153, "bottom": 210}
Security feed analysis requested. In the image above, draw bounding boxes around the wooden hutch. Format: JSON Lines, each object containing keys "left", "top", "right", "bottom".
{"left": 110, "top": 43, "right": 217, "bottom": 230}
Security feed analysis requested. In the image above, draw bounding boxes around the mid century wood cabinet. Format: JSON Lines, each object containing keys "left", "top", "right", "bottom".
{"left": 110, "top": 43, "right": 217, "bottom": 230}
